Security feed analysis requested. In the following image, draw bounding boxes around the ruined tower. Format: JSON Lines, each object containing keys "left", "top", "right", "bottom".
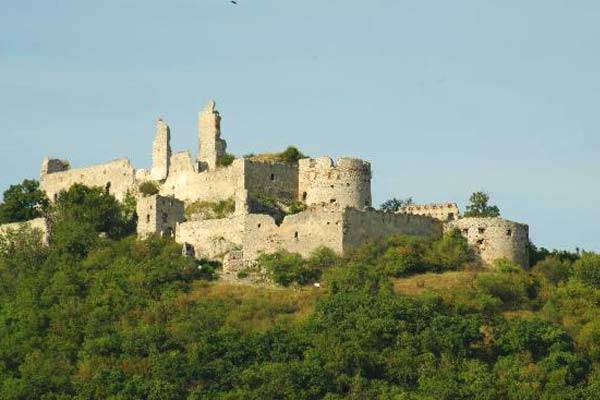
{"left": 198, "top": 100, "right": 227, "bottom": 171}
{"left": 150, "top": 119, "right": 171, "bottom": 181}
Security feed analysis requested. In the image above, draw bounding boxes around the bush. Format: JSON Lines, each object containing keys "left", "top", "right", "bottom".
{"left": 494, "top": 258, "right": 522, "bottom": 273}
{"left": 424, "top": 229, "right": 472, "bottom": 271}
{"left": 139, "top": 181, "right": 159, "bottom": 196}
{"left": 533, "top": 255, "right": 574, "bottom": 285}
{"left": 573, "top": 252, "right": 600, "bottom": 287}
{"left": 258, "top": 249, "right": 326, "bottom": 286}
{"left": 217, "top": 153, "right": 236, "bottom": 167}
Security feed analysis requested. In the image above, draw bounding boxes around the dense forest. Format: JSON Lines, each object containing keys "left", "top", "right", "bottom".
{"left": 1, "top": 181, "right": 600, "bottom": 399}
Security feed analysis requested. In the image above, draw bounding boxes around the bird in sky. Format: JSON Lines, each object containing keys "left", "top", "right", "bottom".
{"left": 230, "top": 1, "right": 238, "bottom": 4}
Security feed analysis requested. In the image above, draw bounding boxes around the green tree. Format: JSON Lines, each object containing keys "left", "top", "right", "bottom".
{"left": 0, "top": 179, "right": 49, "bottom": 223}
{"left": 573, "top": 252, "right": 600, "bottom": 288}
{"left": 380, "top": 197, "right": 413, "bottom": 213}
{"left": 463, "top": 191, "right": 500, "bottom": 218}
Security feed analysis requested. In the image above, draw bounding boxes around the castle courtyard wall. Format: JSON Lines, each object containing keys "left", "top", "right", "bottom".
{"left": 41, "top": 158, "right": 136, "bottom": 202}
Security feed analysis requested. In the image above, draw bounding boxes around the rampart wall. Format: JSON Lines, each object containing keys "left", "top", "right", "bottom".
{"left": 342, "top": 209, "right": 443, "bottom": 249}
{"left": 444, "top": 217, "right": 529, "bottom": 268}
{"left": 41, "top": 158, "right": 136, "bottom": 202}
{"left": 298, "top": 157, "right": 371, "bottom": 209}
{"left": 136, "top": 195, "right": 184, "bottom": 238}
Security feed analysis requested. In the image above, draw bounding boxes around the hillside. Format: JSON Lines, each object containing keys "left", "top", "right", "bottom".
{"left": 0, "top": 183, "right": 600, "bottom": 399}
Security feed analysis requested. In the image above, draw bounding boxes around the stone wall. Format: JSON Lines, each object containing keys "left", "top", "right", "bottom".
{"left": 342, "top": 208, "right": 443, "bottom": 249}
{"left": 400, "top": 203, "right": 460, "bottom": 222}
{"left": 298, "top": 157, "right": 372, "bottom": 209}
{"left": 0, "top": 217, "right": 49, "bottom": 245}
{"left": 160, "top": 153, "right": 244, "bottom": 204}
{"left": 136, "top": 195, "right": 185, "bottom": 238}
{"left": 243, "top": 159, "right": 299, "bottom": 202}
{"left": 41, "top": 158, "right": 137, "bottom": 202}
{"left": 444, "top": 217, "right": 529, "bottom": 268}
{"left": 176, "top": 204, "right": 443, "bottom": 263}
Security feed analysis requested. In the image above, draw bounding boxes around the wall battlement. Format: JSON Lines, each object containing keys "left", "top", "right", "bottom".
{"left": 400, "top": 203, "right": 460, "bottom": 222}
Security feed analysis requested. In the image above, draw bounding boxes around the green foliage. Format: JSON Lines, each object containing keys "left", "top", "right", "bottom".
{"left": 278, "top": 146, "right": 306, "bottom": 163}
{"left": 246, "top": 146, "right": 307, "bottom": 164}
{"left": 288, "top": 201, "right": 307, "bottom": 214}
{"left": 217, "top": 152, "right": 236, "bottom": 167}
{"left": 346, "top": 232, "right": 472, "bottom": 277}
{"left": 380, "top": 197, "right": 413, "bottom": 213}
{"left": 494, "top": 258, "right": 522, "bottom": 273}
{"left": 0, "top": 197, "right": 599, "bottom": 398}
{"left": 52, "top": 183, "right": 135, "bottom": 240}
{"left": 257, "top": 249, "right": 326, "bottom": 286}
{"left": 185, "top": 198, "right": 235, "bottom": 219}
{"left": 0, "top": 179, "right": 49, "bottom": 223}
{"left": 138, "top": 181, "right": 159, "bottom": 196}
{"left": 463, "top": 191, "right": 501, "bottom": 218}
{"left": 573, "top": 252, "right": 600, "bottom": 288}
{"left": 533, "top": 255, "right": 574, "bottom": 285}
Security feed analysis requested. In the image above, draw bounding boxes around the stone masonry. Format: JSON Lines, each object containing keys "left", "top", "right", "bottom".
{"left": 25, "top": 99, "right": 530, "bottom": 269}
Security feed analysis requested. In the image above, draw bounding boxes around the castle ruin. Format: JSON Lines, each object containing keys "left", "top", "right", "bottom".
{"left": 3, "top": 100, "right": 530, "bottom": 270}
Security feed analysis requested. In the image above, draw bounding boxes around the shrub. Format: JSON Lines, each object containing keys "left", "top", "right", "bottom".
{"left": 424, "top": 230, "right": 472, "bottom": 271}
{"left": 217, "top": 153, "right": 236, "bottom": 167}
{"left": 573, "top": 252, "right": 600, "bottom": 287}
{"left": 533, "top": 255, "right": 573, "bottom": 285}
{"left": 139, "top": 181, "right": 159, "bottom": 196}
{"left": 288, "top": 201, "right": 306, "bottom": 215}
{"left": 278, "top": 146, "right": 305, "bottom": 163}
{"left": 494, "top": 258, "right": 522, "bottom": 273}
{"left": 258, "top": 250, "right": 324, "bottom": 286}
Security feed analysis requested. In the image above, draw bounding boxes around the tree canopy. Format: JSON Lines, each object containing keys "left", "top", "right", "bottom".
{"left": 0, "top": 179, "right": 49, "bottom": 223}
{"left": 463, "top": 191, "right": 501, "bottom": 218}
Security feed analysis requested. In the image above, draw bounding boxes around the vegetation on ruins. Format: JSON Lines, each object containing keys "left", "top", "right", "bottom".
{"left": 138, "top": 180, "right": 160, "bottom": 196}
{"left": 185, "top": 197, "right": 236, "bottom": 219}
{"left": 3, "top": 182, "right": 600, "bottom": 398}
{"left": 380, "top": 197, "right": 414, "bottom": 213}
{"left": 245, "top": 145, "right": 307, "bottom": 164}
{"left": 0, "top": 179, "right": 49, "bottom": 223}
{"left": 216, "top": 152, "right": 236, "bottom": 167}
{"left": 463, "top": 191, "right": 501, "bottom": 218}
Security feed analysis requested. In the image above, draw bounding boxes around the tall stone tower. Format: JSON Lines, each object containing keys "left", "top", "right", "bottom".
{"left": 198, "top": 100, "right": 227, "bottom": 171}
{"left": 150, "top": 119, "right": 171, "bottom": 181}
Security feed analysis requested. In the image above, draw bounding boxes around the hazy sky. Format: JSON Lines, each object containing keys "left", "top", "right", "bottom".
{"left": 1, "top": 0, "right": 598, "bottom": 251}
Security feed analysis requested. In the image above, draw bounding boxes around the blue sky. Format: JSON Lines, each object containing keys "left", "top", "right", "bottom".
{"left": 1, "top": 0, "right": 598, "bottom": 251}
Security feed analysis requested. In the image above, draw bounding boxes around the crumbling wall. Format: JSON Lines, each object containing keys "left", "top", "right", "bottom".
{"left": 198, "top": 100, "right": 227, "bottom": 171}
{"left": 41, "top": 158, "right": 136, "bottom": 202}
{"left": 150, "top": 119, "right": 171, "bottom": 181}
{"left": 176, "top": 217, "right": 245, "bottom": 260}
{"left": 444, "top": 217, "right": 529, "bottom": 268}
{"left": 136, "top": 195, "right": 184, "bottom": 238}
{"left": 241, "top": 206, "right": 345, "bottom": 259}
{"left": 243, "top": 159, "right": 299, "bottom": 202}
{"left": 0, "top": 217, "right": 50, "bottom": 245}
{"left": 342, "top": 208, "right": 443, "bottom": 250}
{"left": 400, "top": 203, "right": 460, "bottom": 222}
{"left": 160, "top": 153, "right": 244, "bottom": 203}
{"left": 298, "top": 157, "right": 372, "bottom": 209}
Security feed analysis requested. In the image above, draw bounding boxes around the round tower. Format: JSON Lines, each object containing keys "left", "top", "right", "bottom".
{"left": 298, "top": 157, "right": 372, "bottom": 209}
{"left": 444, "top": 217, "right": 530, "bottom": 268}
